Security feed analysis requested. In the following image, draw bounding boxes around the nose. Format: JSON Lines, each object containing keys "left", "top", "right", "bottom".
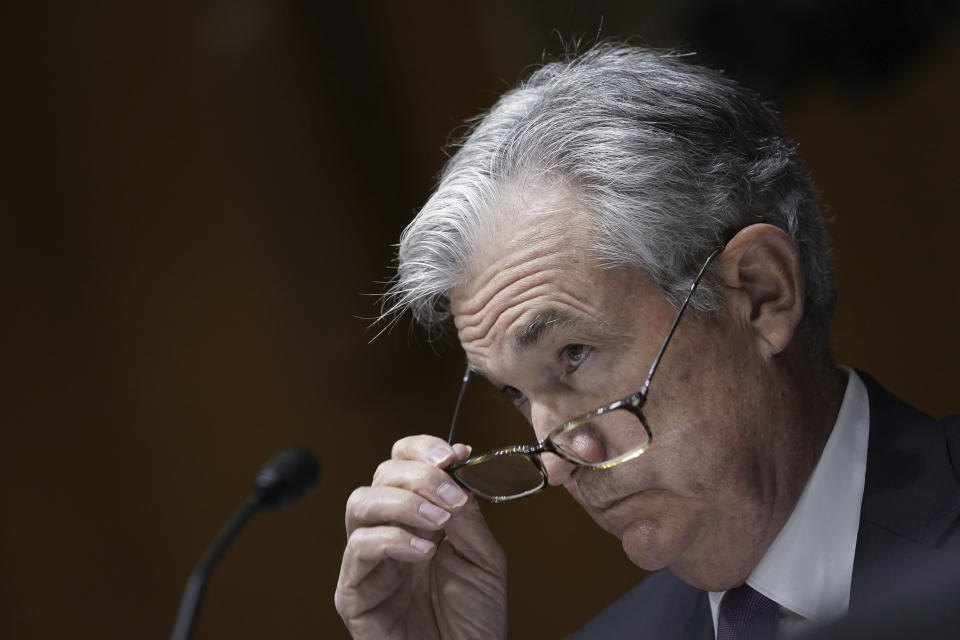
{"left": 541, "top": 451, "right": 577, "bottom": 486}
{"left": 530, "top": 401, "right": 578, "bottom": 487}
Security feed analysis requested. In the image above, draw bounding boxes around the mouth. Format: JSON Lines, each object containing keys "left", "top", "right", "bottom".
{"left": 571, "top": 465, "right": 658, "bottom": 518}
{"left": 575, "top": 490, "right": 651, "bottom": 540}
{"left": 585, "top": 487, "right": 653, "bottom": 514}
{"left": 594, "top": 494, "right": 629, "bottom": 512}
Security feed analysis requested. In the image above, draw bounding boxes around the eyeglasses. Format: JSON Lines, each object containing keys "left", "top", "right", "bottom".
{"left": 444, "top": 248, "right": 721, "bottom": 502}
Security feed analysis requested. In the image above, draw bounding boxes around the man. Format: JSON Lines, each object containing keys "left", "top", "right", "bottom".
{"left": 334, "top": 43, "right": 960, "bottom": 639}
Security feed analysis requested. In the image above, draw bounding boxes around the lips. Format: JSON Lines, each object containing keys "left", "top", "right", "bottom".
{"left": 581, "top": 486, "right": 655, "bottom": 521}
{"left": 573, "top": 480, "right": 626, "bottom": 512}
{"left": 583, "top": 485, "right": 667, "bottom": 533}
{"left": 574, "top": 491, "right": 646, "bottom": 540}
{"left": 592, "top": 493, "right": 631, "bottom": 512}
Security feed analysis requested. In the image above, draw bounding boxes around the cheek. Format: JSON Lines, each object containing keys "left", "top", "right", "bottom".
{"left": 641, "top": 384, "right": 754, "bottom": 500}
{"left": 661, "top": 395, "right": 769, "bottom": 512}
{"left": 650, "top": 327, "right": 760, "bottom": 444}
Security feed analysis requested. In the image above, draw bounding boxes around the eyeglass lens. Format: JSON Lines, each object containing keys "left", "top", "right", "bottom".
{"left": 450, "top": 406, "right": 648, "bottom": 499}
{"left": 451, "top": 453, "right": 546, "bottom": 501}
{"left": 550, "top": 406, "right": 648, "bottom": 466}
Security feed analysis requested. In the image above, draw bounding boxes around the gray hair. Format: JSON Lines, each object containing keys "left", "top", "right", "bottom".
{"left": 382, "top": 43, "right": 836, "bottom": 353}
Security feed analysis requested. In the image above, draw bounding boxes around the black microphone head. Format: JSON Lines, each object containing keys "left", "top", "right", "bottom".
{"left": 252, "top": 449, "right": 320, "bottom": 510}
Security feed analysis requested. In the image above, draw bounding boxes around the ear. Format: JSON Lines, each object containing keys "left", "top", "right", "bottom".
{"left": 716, "top": 224, "right": 804, "bottom": 358}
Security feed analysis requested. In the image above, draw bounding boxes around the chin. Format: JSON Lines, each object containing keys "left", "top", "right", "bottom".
{"left": 618, "top": 518, "right": 675, "bottom": 571}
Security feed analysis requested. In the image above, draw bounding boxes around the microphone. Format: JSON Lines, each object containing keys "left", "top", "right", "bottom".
{"left": 170, "top": 449, "right": 320, "bottom": 640}
{"left": 252, "top": 449, "right": 320, "bottom": 510}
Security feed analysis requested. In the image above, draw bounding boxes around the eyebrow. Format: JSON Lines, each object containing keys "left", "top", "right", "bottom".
{"left": 511, "top": 309, "right": 576, "bottom": 352}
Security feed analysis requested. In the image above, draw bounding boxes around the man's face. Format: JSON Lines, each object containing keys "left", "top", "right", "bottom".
{"left": 449, "top": 193, "right": 788, "bottom": 588}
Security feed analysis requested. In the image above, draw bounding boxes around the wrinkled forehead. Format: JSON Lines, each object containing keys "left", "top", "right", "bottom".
{"left": 463, "top": 177, "right": 597, "bottom": 285}
{"left": 449, "top": 190, "right": 594, "bottom": 350}
{"left": 449, "top": 199, "right": 660, "bottom": 374}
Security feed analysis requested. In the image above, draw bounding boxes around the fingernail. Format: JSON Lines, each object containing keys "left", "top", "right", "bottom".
{"left": 419, "top": 501, "right": 451, "bottom": 525}
{"left": 437, "top": 482, "right": 468, "bottom": 508}
{"left": 429, "top": 447, "right": 452, "bottom": 466}
{"left": 410, "top": 537, "right": 435, "bottom": 554}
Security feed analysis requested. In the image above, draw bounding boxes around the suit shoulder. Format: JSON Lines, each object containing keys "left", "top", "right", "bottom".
{"left": 857, "top": 371, "right": 960, "bottom": 547}
{"left": 567, "top": 570, "right": 707, "bottom": 639}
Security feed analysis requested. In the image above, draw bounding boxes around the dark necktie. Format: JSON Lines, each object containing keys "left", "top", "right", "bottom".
{"left": 717, "top": 583, "right": 779, "bottom": 640}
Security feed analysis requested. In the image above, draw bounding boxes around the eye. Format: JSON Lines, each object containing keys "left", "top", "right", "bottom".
{"left": 560, "top": 343, "right": 591, "bottom": 371}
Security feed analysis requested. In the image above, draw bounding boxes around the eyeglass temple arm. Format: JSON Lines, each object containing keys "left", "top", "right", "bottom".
{"left": 639, "top": 248, "right": 722, "bottom": 397}
{"left": 447, "top": 363, "right": 472, "bottom": 444}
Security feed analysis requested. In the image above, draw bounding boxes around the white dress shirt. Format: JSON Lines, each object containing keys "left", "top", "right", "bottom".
{"left": 708, "top": 367, "right": 871, "bottom": 639}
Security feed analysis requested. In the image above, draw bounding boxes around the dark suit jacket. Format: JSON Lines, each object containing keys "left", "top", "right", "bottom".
{"left": 568, "top": 373, "right": 960, "bottom": 639}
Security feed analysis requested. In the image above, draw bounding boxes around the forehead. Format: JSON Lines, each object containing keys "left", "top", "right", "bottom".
{"left": 449, "top": 187, "right": 662, "bottom": 368}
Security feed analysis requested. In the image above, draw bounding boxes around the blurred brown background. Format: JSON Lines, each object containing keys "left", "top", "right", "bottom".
{"left": 5, "top": 1, "right": 959, "bottom": 638}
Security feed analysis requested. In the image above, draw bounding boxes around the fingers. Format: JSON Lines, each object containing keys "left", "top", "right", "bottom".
{"left": 384, "top": 436, "right": 503, "bottom": 572}
{"left": 373, "top": 458, "right": 468, "bottom": 501}
{"left": 336, "top": 435, "right": 499, "bottom": 636}
{"left": 390, "top": 434, "right": 471, "bottom": 467}
{"left": 451, "top": 441, "right": 472, "bottom": 460}
{"left": 345, "top": 435, "right": 472, "bottom": 537}
{"left": 343, "top": 524, "right": 437, "bottom": 575}
{"left": 346, "top": 484, "right": 464, "bottom": 535}
{"left": 336, "top": 524, "right": 437, "bottom": 617}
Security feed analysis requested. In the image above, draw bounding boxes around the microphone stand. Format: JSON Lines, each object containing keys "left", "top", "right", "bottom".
{"left": 170, "top": 495, "right": 262, "bottom": 640}
{"left": 169, "top": 449, "right": 318, "bottom": 640}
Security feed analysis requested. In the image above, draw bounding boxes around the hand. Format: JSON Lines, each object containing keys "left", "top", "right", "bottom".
{"left": 335, "top": 435, "right": 507, "bottom": 639}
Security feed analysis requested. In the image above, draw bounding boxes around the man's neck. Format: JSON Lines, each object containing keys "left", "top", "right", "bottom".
{"left": 673, "top": 350, "right": 847, "bottom": 591}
